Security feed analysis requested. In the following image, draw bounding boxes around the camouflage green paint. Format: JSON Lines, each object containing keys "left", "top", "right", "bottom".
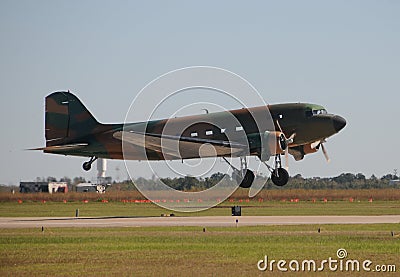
{"left": 40, "top": 91, "right": 346, "bottom": 162}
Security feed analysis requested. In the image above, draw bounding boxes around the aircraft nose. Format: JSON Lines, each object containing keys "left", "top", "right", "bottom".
{"left": 333, "top": 115, "right": 346, "bottom": 132}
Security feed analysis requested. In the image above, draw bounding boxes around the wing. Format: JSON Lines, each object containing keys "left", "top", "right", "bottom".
{"left": 113, "top": 131, "right": 247, "bottom": 160}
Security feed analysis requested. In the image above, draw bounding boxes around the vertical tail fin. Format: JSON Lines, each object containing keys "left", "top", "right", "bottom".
{"left": 45, "top": 91, "right": 100, "bottom": 146}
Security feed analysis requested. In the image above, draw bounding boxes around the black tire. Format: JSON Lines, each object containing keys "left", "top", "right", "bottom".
{"left": 271, "top": 168, "right": 289, "bottom": 186}
{"left": 82, "top": 162, "right": 91, "bottom": 171}
{"left": 239, "top": 169, "right": 255, "bottom": 188}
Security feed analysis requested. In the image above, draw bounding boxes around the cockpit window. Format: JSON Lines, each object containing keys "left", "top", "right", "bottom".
{"left": 313, "top": 109, "right": 327, "bottom": 115}
{"left": 305, "top": 109, "right": 327, "bottom": 117}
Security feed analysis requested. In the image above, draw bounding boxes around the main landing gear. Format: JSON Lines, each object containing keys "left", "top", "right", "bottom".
{"left": 263, "top": 154, "right": 289, "bottom": 187}
{"left": 223, "top": 157, "right": 255, "bottom": 188}
{"left": 223, "top": 154, "right": 290, "bottom": 188}
{"left": 82, "top": 156, "right": 98, "bottom": 171}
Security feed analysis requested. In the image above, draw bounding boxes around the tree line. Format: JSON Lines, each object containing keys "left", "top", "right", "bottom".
{"left": 112, "top": 172, "right": 400, "bottom": 191}
{"left": 2, "top": 172, "right": 398, "bottom": 192}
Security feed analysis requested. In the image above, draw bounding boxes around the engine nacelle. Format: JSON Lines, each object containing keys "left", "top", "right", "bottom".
{"left": 258, "top": 131, "right": 286, "bottom": 162}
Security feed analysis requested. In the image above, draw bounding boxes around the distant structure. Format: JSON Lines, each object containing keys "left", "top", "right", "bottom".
{"left": 75, "top": 182, "right": 109, "bottom": 193}
{"left": 96, "top": 159, "right": 111, "bottom": 185}
{"left": 20, "top": 182, "right": 68, "bottom": 193}
{"left": 389, "top": 179, "right": 400, "bottom": 185}
{"left": 75, "top": 159, "right": 111, "bottom": 193}
{"left": 94, "top": 158, "right": 112, "bottom": 193}
{"left": 97, "top": 158, "right": 107, "bottom": 178}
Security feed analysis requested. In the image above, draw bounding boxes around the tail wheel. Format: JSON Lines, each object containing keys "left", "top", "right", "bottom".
{"left": 239, "top": 169, "right": 255, "bottom": 188}
{"left": 271, "top": 168, "right": 289, "bottom": 186}
{"left": 82, "top": 156, "right": 97, "bottom": 171}
{"left": 82, "top": 162, "right": 92, "bottom": 171}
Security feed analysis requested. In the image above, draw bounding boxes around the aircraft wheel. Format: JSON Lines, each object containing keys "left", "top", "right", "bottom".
{"left": 271, "top": 168, "right": 289, "bottom": 186}
{"left": 82, "top": 162, "right": 92, "bottom": 171}
{"left": 239, "top": 169, "right": 255, "bottom": 188}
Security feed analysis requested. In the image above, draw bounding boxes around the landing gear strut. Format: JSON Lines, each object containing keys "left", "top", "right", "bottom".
{"left": 263, "top": 154, "right": 289, "bottom": 187}
{"left": 223, "top": 157, "right": 255, "bottom": 188}
{"left": 82, "top": 156, "right": 98, "bottom": 171}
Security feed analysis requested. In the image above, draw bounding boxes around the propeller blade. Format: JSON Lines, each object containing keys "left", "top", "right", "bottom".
{"left": 311, "top": 140, "right": 321, "bottom": 149}
{"left": 287, "top": 132, "right": 296, "bottom": 144}
{"left": 276, "top": 119, "right": 295, "bottom": 171}
{"left": 320, "top": 143, "right": 330, "bottom": 163}
{"left": 276, "top": 120, "right": 284, "bottom": 133}
{"left": 284, "top": 133, "right": 296, "bottom": 171}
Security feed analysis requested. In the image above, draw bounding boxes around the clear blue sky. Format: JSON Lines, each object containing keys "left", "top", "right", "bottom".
{"left": 0, "top": 1, "right": 399, "bottom": 185}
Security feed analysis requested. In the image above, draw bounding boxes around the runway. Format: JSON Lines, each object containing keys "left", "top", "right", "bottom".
{"left": 1, "top": 215, "right": 400, "bottom": 228}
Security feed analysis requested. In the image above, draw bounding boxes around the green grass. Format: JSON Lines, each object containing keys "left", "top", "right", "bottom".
{"left": 0, "top": 200, "right": 399, "bottom": 217}
{"left": 0, "top": 224, "right": 399, "bottom": 276}
{"left": 2, "top": 199, "right": 399, "bottom": 275}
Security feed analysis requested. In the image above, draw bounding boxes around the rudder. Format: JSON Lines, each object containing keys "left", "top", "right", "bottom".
{"left": 45, "top": 91, "right": 99, "bottom": 146}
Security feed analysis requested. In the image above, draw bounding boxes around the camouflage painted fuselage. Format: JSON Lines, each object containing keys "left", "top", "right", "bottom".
{"left": 41, "top": 92, "right": 346, "bottom": 162}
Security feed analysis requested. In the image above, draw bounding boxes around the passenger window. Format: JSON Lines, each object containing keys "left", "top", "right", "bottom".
{"left": 205, "top": 130, "right": 213, "bottom": 136}
{"left": 191, "top": 132, "right": 198, "bottom": 137}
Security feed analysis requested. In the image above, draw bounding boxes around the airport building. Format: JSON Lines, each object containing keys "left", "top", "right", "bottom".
{"left": 19, "top": 182, "right": 68, "bottom": 193}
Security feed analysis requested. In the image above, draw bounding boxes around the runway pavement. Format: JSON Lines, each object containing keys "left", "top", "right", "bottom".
{"left": 1, "top": 215, "right": 400, "bottom": 228}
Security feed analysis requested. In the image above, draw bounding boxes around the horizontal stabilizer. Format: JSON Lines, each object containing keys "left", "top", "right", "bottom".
{"left": 28, "top": 143, "right": 88, "bottom": 152}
